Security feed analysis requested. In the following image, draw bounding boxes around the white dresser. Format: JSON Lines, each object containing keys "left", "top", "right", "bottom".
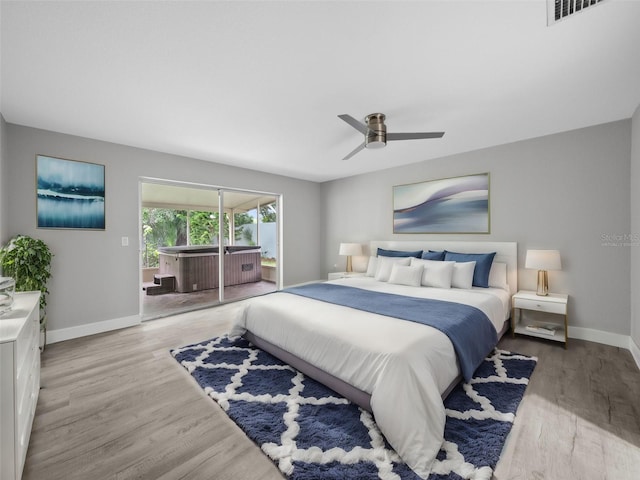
{"left": 0, "top": 292, "right": 40, "bottom": 480}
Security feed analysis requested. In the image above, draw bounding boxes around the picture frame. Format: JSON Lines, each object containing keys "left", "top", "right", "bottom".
{"left": 393, "top": 173, "right": 490, "bottom": 234}
{"left": 36, "top": 155, "right": 106, "bottom": 230}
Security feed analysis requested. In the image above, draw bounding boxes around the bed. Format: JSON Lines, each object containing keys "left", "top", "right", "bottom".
{"left": 230, "top": 240, "right": 517, "bottom": 478}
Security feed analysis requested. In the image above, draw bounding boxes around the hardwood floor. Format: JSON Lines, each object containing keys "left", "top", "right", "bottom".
{"left": 494, "top": 335, "right": 640, "bottom": 480}
{"left": 24, "top": 306, "right": 640, "bottom": 480}
{"left": 25, "top": 303, "right": 284, "bottom": 480}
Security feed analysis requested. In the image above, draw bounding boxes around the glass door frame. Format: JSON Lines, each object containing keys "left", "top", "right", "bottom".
{"left": 139, "top": 176, "right": 282, "bottom": 318}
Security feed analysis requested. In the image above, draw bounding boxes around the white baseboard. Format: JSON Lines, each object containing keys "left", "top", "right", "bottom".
{"left": 569, "top": 326, "right": 640, "bottom": 371}
{"left": 47, "top": 314, "right": 141, "bottom": 344}
{"left": 630, "top": 337, "right": 640, "bottom": 371}
{"left": 568, "top": 325, "right": 630, "bottom": 348}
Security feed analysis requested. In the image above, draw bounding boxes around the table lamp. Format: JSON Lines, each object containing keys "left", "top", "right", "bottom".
{"left": 525, "top": 249, "right": 561, "bottom": 296}
{"left": 339, "top": 243, "right": 362, "bottom": 273}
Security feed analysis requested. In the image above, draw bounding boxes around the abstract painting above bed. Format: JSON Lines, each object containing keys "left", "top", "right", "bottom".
{"left": 392, "top": 173, "right": 490, "bottom": 234}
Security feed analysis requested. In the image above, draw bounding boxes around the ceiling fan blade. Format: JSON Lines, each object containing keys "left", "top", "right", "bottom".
{"left": 338, "top": 114, "right": 370, "bottom": 135}
{"left": 387, "top": 131, "right": 445, "bottom": 141}
{"left": 342, "top": 142, "right": 366, "bottom": 160}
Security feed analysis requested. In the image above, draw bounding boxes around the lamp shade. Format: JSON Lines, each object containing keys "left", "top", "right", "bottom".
{"left": 525, "top": 250, "right": 561, "bottom": 271}
{"left": 339, "top": 243, "right": 362, "bottom": 256}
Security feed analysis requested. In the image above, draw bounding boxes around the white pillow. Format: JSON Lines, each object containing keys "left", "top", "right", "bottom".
{"left": 410, "top": 258, "right": 455, "bottom": 288}
{"left": 451, "top": 261, "right": 476, "bottom": 289}
{"left": 488, "top": 262, "right": 508, "bottom": 290}
{"left": 374, "top": 256, "right": 411, "bottom": 282}
{"left": 388, "top": 264, "right": 423, "bottom": 287}
{"left": 365, "top": 256, "right": 378, "bottom": 277}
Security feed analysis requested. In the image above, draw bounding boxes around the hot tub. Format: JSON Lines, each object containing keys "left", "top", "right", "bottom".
{"left": 158, "top": 245, "right": 262, "bottom": 293}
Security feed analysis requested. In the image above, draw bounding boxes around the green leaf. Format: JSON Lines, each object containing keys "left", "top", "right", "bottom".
{"left": 0, "top": 235, "right": 53, "bottom": 315}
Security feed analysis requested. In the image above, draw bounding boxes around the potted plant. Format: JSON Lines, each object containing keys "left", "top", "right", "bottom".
{"left": 0, "top": 235, "right": 53, "bottom": 347}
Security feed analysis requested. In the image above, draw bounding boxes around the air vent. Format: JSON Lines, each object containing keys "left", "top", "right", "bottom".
{"left": 547, "top": 0, "right": 607, "bottom": 25}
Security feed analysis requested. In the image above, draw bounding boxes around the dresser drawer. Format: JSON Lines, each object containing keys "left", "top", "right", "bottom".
{"left": 17, "top": 370, "right": 38, "bottom": 444}
{"left": 1, "top": 292, "right": 40, "bottom": 480}
{"left": 16, "top": 322, "right": 39, "bottom": 397}
{"left": 514, "top": 297, "right": 566, "bottom": 315}
{"left": 15, "top": 352, "right": 38, "bottom": 480}
{"left": 17, "top": 348, "right": 39, "bottom": 420}
{"left": 16, "top": 312, "right": 38, "bottom": 375}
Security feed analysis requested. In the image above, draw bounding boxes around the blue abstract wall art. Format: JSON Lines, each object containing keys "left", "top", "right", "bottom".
{"left": 393, "top": 173, "right": 489, "bottom": 233}
{"left": 37, "top": 155, "right": 105, "bottom": 229}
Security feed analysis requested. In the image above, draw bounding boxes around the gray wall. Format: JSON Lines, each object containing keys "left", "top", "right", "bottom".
{"left": 321, "top": 120, "right": 631, "bottom": 336}
{"left": 5, "top": 124, "right": 322, "bottom": 331}
{"left": 0, "top": 114, "right": 6, "bottom": 248}
{"left": 631, "top": 105, "right": 640, "bottom": 350}
{"left": 3, "top": 118, "right": 636, "bottom": 342}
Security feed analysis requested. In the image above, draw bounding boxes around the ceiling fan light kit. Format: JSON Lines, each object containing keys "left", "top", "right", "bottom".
{"left": 338, "top": 112, "right": 444, "bottom": 160}
{"left": 364, "top": 113, "right": 387, "bottom": 149}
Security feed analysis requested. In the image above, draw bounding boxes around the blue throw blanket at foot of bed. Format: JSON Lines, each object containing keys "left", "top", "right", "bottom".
{"left": 283, "top": 283, "right": 498, "bottom": 381}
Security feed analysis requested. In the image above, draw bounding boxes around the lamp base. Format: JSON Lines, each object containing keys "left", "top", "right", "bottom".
{"left": 346, "top": 256, "right": 353, "bottom": 273}
{"left": 536, "top": 270, "right": 549, "bottom": 296}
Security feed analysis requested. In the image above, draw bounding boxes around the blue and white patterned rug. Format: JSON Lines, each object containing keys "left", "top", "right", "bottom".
{"left": 171, "top": 336, "right": 537, "bottom": 480}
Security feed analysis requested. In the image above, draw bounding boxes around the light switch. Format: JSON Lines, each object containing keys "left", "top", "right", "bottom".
{"left": 121, "top": 236, "right": 129, "bottom": 247}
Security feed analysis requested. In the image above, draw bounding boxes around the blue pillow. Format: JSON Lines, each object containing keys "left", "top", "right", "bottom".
{"left": 377, "top": 248, "right": 422, "bottom": 258}
{"left": 443, "top": 251, "right": 496, "bottom": 288}
{"left": 421, "top": 250, "right": 445, "bottom": 261}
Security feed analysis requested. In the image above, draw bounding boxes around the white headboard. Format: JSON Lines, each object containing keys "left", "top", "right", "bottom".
{"left": 366, "top": 240, "right": 518, "bottom": 296}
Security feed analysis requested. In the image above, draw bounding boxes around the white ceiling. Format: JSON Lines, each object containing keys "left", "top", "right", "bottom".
{"left": 141, "top": 181, "right": 277, "bottom": 212}
{"left": 2, "top": 1, "right": 639, "bottom": 183}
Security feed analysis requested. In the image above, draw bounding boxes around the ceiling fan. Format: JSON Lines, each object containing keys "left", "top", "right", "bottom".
{"left": 338, "top": 113, "right": 444, "bottom": 160}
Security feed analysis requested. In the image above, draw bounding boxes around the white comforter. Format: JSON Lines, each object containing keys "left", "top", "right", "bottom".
{"left": 229, "top": 277, "right": 509, "bottom": 478}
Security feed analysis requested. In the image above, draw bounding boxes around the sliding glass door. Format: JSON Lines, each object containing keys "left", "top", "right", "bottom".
{"left": 222, "top": 192, "right": 279, "bottom": 302}
{"left": 139, "top": 179, "right": 281, "bottom": 320}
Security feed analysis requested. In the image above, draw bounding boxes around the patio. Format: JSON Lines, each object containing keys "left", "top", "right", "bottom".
{"left": 142, "top": 279, "right": 276, "bottom": 320}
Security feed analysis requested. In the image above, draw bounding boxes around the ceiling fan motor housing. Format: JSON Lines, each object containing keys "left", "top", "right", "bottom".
{"left": 365, "top": 113, "right": 387, "bottom": 149}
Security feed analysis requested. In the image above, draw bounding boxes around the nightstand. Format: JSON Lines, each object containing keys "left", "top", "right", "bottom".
{"left": 512, "top": 290, "right": 569, "bottom": 348}
{"left": 328, "top": 272, "right": 366, "bottom": 280}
